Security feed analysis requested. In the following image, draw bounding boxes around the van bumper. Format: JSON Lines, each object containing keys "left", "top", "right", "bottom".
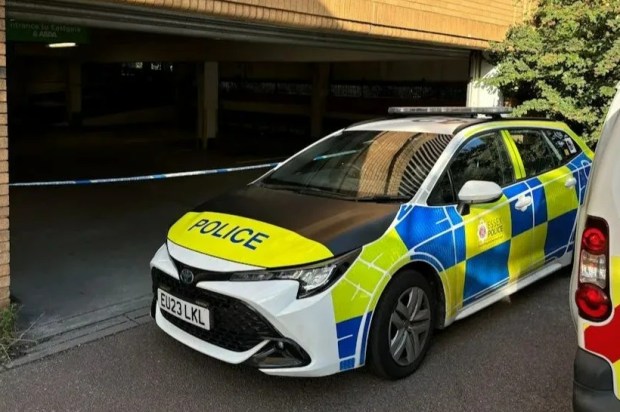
{"left": 573, "top": 348, "right": 620, "bottom": 412}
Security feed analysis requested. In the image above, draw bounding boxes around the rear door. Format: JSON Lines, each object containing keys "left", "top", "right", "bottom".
{"left": 505, "top": 127, "right": 584, "bottom": 268}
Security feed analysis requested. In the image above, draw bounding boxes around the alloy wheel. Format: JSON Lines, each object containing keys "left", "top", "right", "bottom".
{"left": 388, "top": 286, "right": 432, "bottom": 366}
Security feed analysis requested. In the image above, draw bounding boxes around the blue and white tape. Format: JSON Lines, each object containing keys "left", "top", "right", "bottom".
{"left": 9, "top": 162, "right": 280, "bottom": 187}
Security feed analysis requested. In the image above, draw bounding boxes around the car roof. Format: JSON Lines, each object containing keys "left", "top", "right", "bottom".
{"left": 345, "top": 116, "right": 479, "bottom": 135}
{"left": 345, "top": 116, "right": 563, "bottom": 136}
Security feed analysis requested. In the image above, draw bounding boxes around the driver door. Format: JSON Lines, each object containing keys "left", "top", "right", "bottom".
{"left": 448, "top": 131, "right": 527, "bottom": 305}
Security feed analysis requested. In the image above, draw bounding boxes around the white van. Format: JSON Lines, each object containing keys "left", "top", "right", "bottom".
{"left": 571, "top": 87, "right": 620, "bottom": 411}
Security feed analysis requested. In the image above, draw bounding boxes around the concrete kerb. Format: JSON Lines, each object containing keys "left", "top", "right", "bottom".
{"left": 2, "top": 295, "right": 153, "bottom": 371}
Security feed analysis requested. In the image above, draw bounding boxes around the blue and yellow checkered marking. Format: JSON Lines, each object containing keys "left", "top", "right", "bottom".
{"left": 336, "top": 315, "right": 363, "bottom": 370}
{"left": 331, "top": 142, "right": 593, "bottom": 372}
{"left": 504, "top": 182, "right": 532, "bottom": 237}
{"left": 464, "top": 240, "right": 511, "bottom": 302}
{"left": 335, "top": 312, "right": 374, "bottom": 371}
{"left": 529, "top": 179, "right": 548, "bottom": 226}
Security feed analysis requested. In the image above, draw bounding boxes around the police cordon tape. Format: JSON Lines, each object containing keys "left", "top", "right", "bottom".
{"left": 9, "top": 162, "right": 281, "bottom": 187}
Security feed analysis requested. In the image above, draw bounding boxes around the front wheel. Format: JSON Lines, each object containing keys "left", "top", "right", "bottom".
{"left": 366, "top": 270, "right": 436, "bottom": 379}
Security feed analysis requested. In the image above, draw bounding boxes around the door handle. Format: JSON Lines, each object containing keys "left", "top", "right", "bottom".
{"left": 515, "top": 195, "right": 532, "bottom": 212}
{"left": 565, "top": 177, "right": 577, "bottom": 188}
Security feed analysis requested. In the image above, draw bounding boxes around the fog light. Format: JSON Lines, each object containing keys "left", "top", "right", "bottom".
{"left": 245, "top": 340, "right": 310, "bottom": 369}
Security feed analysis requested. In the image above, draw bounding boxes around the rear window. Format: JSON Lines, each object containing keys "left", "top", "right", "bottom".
{"left": 543, "top": 129, "right": 581, "bottom": 161}
{"left": 506, "top": 129, "right": 562, "bottom": 177}
{"left": 260, "top": 130, "right": 452, "bottom": 200}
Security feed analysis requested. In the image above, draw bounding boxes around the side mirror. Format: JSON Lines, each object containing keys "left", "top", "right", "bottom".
{"left": 457, "top": 180, "right": 502, "bottom": 214}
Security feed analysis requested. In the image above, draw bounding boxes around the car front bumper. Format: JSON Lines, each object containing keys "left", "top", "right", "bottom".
{"left": 150, "top": 245, "right": 343, "bottom": 377}
{"left": 573, "top": 348, "right": 620, "bottom": 412}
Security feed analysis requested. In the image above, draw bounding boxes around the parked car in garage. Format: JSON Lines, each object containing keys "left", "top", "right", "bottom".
{"left": 151, "top": 107, "right": 593, "bottom": 378}
{"left": 571, "top": 86, "right": 620, "bottom": 411}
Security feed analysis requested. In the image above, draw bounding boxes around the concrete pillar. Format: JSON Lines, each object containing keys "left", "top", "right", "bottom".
{"left": 197, "top": 62, "right": 219, "bottom": 148}
{"left": 311, "top": 63, "right": 330, "bottom": 139}
{"left": 66, "top": 61, "right": 82, "bottom": 124}
{"left": 466, "top": 51, "right": 502, "bottom": 107}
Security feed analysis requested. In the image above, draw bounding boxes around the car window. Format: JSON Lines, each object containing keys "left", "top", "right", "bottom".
{"left": 449, "top": 132, "right": 515, "bottom": 196}
{"left": 428, "top": 172, "right": 455, "bottom": 205}
{"left": 543, "top": 129, "right": 581, "bottom": 162}
{"left": 260, "top": 130, "right": 453, "bottom": 200}
{"left": 506, "top": 128, "right": 562, "bottom": 177}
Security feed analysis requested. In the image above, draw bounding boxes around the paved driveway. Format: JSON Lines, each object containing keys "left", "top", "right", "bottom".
{"left": 0, "top": 273, "right": 576, "bottom": 412}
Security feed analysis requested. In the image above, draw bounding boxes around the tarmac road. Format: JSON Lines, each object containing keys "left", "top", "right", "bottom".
{"left": 0, "top": 272, "right": 576, "bottom": 412}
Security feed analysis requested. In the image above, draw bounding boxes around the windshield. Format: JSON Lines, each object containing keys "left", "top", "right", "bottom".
{"left": 259, "top": 130, "right": 452, "bottom": 200}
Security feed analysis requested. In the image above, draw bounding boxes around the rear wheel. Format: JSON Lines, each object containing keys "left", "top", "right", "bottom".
{"left": 367, "top": 270, "right": 436, "bottom": 379}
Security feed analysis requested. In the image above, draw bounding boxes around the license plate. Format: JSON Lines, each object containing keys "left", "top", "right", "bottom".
{"left": 158, "top": 289, "right": 211, "bottom": 330}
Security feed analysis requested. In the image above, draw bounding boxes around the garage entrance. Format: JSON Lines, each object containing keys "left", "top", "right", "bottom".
{"left": 5, "top": 12, "right": 472, "bottom": 346}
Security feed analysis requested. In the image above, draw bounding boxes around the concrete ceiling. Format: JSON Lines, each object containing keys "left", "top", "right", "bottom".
{"left": 8, "top": 0, "right": 472, "bottom": 61}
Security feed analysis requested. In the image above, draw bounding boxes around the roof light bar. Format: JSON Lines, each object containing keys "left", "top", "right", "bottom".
{"left": 387, "top": 106, "right": 513, "bottom": 116}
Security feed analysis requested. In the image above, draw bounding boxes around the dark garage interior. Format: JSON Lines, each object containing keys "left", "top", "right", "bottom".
{"left": 5, "top": 22, "right": 471, "bottom": 342}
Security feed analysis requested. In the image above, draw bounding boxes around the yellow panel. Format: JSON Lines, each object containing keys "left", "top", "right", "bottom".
{"left": 508, "top": 230, "right": 532, "bottom": 281}
{"left": 538, "top": 166, "right": 579, "bottom": 220}
{"left": 331, "top": 278, "right": 372, "bottom": 323}
{"left": 331, "top": 228, "right": 408, "bottom": 323}
{"left": 441, "top": 262, "right": 467, "bottom": 317}
{"left": 464, "top": 196, "right": 512, "bottom": 259}
{"left": 611, "top": 257, "right": 620, "bottom": 304}
{"left": 530, "top": 223, "right": 548, "bottom": 270}
{"left": 368, "top": 275, "right": 392, "bottom": 312}
{"left": 357, "top": 228, "right": 409, "bottom": 271}
{"left": 342, "top": 260, "right": 385, "bottom": 300}
{"left": 613, "top": 360, "right": 620, "bottom": 400}
{"left": 462, "top": 121, "right": 569, "bottom": 138}
{"left": 167, "top": 211, "right": 333, "bottom": 267}
{"left": 501, "top": 130, "right": 526, "bottom": 179}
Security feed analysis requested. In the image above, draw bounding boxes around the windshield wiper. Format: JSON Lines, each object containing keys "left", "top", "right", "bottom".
{"left": 258, "top": 181, "right": 304, "bottom": 191}
{"left": 355, "top": 195, "right": 411, "bottom": 203}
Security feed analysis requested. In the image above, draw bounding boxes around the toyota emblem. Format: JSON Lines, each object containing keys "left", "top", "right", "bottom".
{"left": 180, "top": 268, "right": 195, "bottom": 284}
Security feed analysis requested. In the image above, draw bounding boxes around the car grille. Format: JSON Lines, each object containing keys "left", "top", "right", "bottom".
{"left": 170, "top": 258, "right": 231, "bottom": 282}
{"left": 153, "top": 269, "right": 281, "bottom": 352}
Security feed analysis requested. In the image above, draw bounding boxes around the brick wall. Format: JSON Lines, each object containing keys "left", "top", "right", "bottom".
{"left": 0, "top": 0, "right": 8, "bottom": 309}
{"left": 114, "top": 0, "right": 535, "bottom": 49}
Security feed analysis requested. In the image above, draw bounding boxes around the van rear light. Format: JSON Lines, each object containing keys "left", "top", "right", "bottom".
{"left": 576, "top": 284, "right": 611, "bottom": 320}
{"left": 576, "top": 216, "right": 612, "bottom": 321}
{"left": 582, "top": 227, "right": 607, "bottom": 254}
{"left": 579, "top": 250, "right": 607, "bottom": 288}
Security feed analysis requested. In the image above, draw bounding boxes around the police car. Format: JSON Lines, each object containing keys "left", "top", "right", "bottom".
{"left": 151, "top": 107, "right": 593, "bottom": 378}
{"left": 571, "top": 87, "right": 620, "bottom": 411}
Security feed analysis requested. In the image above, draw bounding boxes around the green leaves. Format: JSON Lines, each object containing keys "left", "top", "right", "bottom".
{"left": 484, "top": 0, "right": 620, "bottom": 141}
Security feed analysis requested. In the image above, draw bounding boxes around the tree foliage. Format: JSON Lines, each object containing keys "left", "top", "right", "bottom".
{"left": 484, "top": 0, "right": 620, "bottom": 141}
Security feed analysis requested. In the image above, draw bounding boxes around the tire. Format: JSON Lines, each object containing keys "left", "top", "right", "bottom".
{"left": 367, "top": 270, "right": 436, "bottom": 379}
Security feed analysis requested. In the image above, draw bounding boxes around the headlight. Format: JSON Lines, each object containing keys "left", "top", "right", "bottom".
{"left": 230, "top": 249, "right": 361, "bottom": 298}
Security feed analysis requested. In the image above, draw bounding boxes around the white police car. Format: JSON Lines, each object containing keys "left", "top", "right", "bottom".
{"left": 151, "top": 107, "right": 593, "bottom": 378}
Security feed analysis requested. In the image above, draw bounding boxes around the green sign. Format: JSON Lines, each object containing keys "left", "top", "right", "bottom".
{"left": 7, "top": 20, "right": 90, "bottom": 44}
